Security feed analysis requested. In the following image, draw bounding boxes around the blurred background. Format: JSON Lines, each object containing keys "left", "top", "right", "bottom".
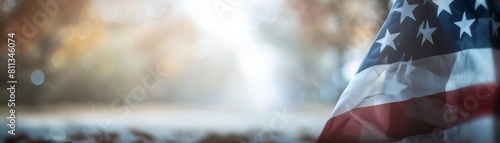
{"left": 0, "top": 0, "right": 390, "bottom": 142}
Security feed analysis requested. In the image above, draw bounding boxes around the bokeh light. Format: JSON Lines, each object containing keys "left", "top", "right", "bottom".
{"left": 30, "top": 69, "right": 45, "bottom": 86}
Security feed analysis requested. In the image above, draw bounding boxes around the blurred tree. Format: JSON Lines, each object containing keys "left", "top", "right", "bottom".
{"left": 249, "top": 0, "right": 390, "bottom": 103}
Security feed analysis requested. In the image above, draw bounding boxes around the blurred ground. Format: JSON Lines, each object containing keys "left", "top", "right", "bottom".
{"left": 1, "top": 104, "right": 332, "bottom": 142}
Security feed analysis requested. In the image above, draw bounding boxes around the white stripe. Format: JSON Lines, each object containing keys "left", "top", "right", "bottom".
{"left": 393, "top": 115, "right": 495, "bottom": 143}
{"left": 331, "top": 48, "right": 497, "bottom": 117}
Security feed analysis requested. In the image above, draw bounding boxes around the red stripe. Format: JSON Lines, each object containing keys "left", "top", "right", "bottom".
{"left": 317, "top": 83, "right": 499, "bottom": 143}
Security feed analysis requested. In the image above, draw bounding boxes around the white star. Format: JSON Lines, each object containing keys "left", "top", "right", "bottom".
{"left": 376, "top": 29, "right": 400, "bottom": 53}
{"left": 475, "top": 0, "right": 488, "bottom": 10}
{"left": 417, "top": 20, "right": 437, "bottom": 45}
{"left": 394, "top": 0, "right": 418, "bottom": 23}
{"left": 432, "top": 0, "right": 453, "bottom": 17}
{"left": 492, "top": 14, "right": 500, "bottom": 37}
{"left": 454, "top": 12, "right": 475, "bottom": 39}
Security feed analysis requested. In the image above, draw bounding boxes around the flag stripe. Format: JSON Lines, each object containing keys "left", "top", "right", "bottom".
{"left": 332, "top": 48, "right": 498, "bottom": 117}
{"left": 318, "top": 83, "right": 498, "bottom": 142}
{"left": 393, "top": 115, "right": 495, "bottom": 143}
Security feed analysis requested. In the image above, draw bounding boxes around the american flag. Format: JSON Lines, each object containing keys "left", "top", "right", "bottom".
{"left": 317, "top": 0, "right": 500, "bottom": 142}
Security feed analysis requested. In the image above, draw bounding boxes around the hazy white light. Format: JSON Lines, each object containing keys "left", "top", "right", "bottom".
{"left": 236, "top": 45, "right": 280, "bottom": 111}
{"left": 180, "top": 0, "right": 286, "bottom": 110}
{"left": 341, "top": 49, "right": 365, "bottom": 81}
{"left": 341, "top": 59, "right": 361, "bottom": 81}
{"left": 141, "top": 0, "right": 167, "bottom": 18}
{"left": 191, "top": 40, "right": 214, "bottom": 59}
